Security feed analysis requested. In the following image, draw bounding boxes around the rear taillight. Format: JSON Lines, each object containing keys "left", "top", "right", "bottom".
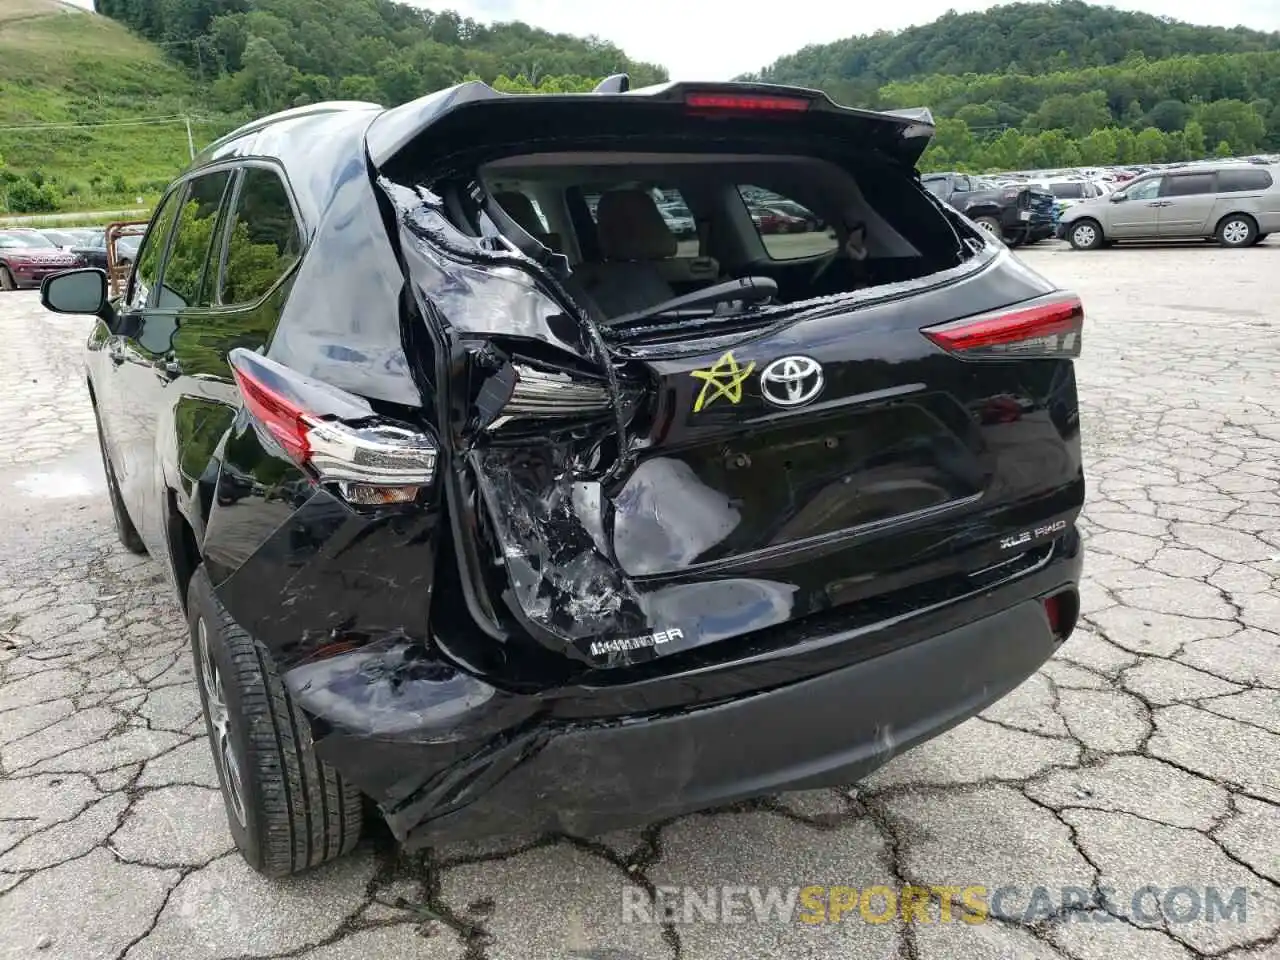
{"left": 684, "top": 92, "right": 811, "bottom": 114}
{"left": 921, "top": 294, "right": 1083, "bottom": 360}
{"left": 228, "top": 349, "right": 436, "bottom": 505}
{"left": 486, "top": 363, "right": 612, "bottom": 431}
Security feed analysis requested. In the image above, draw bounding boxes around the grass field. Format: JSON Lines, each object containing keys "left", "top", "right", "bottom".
{"left": 0, "top": 0, "right": 238, "bottom": 213}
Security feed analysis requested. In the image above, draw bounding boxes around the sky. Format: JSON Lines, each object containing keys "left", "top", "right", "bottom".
{"left": 415, "top": 0, "right": 1280, "bottom": 80}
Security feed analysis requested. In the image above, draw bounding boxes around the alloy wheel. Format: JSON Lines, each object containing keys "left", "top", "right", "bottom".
{"left": 1222, "top": 220, "right": 1249, "bottom": 246}
{"left": 197, "top": 617, "right": 247, "bottom": 827}
{"left": 1073, "top": 224, "right": 1096, "bottom": 247}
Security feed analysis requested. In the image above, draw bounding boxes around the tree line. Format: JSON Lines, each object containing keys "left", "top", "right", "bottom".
{"left": 745, "top": 2, "right": 1280, "bottom": 172}
{"left": 749, "top": 1, "right": 1280, "bottom": 89}
{"left": 893, "top": 51, "right": 1280, "bottom": 171}
{"left": 94, "top": 0, "right": 666, "bottom": 114}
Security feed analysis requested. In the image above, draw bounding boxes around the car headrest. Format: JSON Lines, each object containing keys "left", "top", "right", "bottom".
{"left": 595, "top": 190, "right": 677, "bottom": 262}
{"left": 493, "top": 191, "right": 546, "bottom": 239}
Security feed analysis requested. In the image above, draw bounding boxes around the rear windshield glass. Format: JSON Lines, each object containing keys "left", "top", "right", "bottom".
{"left": 417, "top": 150, "right": 983, "bottom": 333}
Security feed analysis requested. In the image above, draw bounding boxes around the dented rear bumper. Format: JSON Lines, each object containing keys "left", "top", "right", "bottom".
{"left": 294, "top": 535, "right": 1080, "bottom": 845}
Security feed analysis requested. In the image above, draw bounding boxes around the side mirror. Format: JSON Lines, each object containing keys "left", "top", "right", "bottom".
{"left": 1109, "top": 193, "right": 1125, "bottom": 203}
{"left": 41, "top": 268, "right": 110, "bottom": 318}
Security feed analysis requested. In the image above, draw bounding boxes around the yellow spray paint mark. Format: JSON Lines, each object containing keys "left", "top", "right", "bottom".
{"left": 690, "top": 351, "right": 756, "bottom": 413}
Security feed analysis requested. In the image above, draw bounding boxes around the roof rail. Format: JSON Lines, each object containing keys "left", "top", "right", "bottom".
{"left": 202, "top": 101, "right": 383, "bottom": 157}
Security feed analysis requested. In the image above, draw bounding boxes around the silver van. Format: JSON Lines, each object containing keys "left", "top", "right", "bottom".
{"left": 1059, "top": 164, "right": 1279, "bottom": 249}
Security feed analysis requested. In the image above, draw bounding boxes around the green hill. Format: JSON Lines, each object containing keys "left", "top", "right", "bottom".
{"left": 2, "top": 0, "right": 667, "bottom": 215}
{"left": 95, "top": 0, "right": 667, "bottom": 116}
{"left": 741, "top": 1, "right": 1280, "bottom": 173}
{"left": 0, "top": 0, "right": 240, "bottom": 214}
{"left": 747, "top": 1, "right": 1280, "bottom": 91}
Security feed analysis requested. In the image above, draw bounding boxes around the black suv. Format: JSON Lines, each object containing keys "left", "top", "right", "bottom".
{"left": 43, "top": 80, "right": 1085, "bottom": 876}
{"left": 922, "top": 172, "right": 1057, "bottom": 246}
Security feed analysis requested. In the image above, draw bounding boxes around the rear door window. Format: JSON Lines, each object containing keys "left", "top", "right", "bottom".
{"left": 1163, "top": 174, "right": 1216, "bottom": 197}
{"left": 154, "top": 170, "right": 232, "bottom": 310}
{"left": 737, "top": 186, "right": 837, "bottom": 261}
{"left": 218, "top": 167, "right": 303, "bottom": 306}
{"left": 1218, "top": 168, "right": 1273, "bottom": 192}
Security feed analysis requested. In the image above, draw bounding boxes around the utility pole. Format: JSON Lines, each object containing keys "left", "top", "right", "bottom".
{"left": 184, "top": 116, "right": 196, "bottom": 161}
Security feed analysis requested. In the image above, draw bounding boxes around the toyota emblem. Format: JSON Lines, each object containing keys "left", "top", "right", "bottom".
{"left": 760, "top": 356, "right": 824, "bottom": 408}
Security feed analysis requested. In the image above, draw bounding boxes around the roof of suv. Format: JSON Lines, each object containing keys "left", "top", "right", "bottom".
{"left": 186, "top": 81, "right": 939, "bottom": 222}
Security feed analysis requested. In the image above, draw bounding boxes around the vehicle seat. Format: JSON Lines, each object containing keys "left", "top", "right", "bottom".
{"left": 573, "top": 190, "right": 678, "bottom": 319}
{"left": 493, "top": 191, "right": 563, "bottom": 253}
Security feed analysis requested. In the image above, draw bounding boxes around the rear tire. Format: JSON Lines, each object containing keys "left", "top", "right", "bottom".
{"left": 0, "top": 267, "right": 15, "bottom": 291}
{"left": 94, "top": 412, "right": 146, "bottom": 554}
{"left": 188, "top": 567, "right": 362, "bottom": 876}
{"left": 1068, "top": 219, "right": 1104, "bottom": 250}
{"left": 974, "top": 216, "right": 1006, "bottom": 245}
{"left": 1216, "top": 213, "right": 1257, "bottom": 248}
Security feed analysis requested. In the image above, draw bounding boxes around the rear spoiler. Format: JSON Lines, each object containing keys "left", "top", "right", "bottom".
{"left": 364, "top": 80, "right": 936, "bottom": 172}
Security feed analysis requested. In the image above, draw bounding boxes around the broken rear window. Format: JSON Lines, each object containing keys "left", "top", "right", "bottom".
{"left": 466, "top": 150, "right": 981, "bottom": 330}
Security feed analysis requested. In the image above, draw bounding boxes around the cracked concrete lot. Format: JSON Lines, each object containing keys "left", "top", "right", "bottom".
{"left": 1, "top": 243, "right": 1278, "bottom": 960}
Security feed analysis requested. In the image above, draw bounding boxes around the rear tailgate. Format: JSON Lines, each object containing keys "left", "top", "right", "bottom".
{"left": 371, "top": 82, "right": 1083, "bottom": 675}
{"left": 469, "top": 263, "right": 1083, "bottom": 667}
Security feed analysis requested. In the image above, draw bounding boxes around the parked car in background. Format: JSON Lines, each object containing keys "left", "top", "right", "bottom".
{"left": 1030, "top": 179, "right": 1110, "bottom": 217}
{"left": 117, "top": 234, "right": 141, "bottom": 264}
{"left": 69, "top": 230, "right": 111, "bottom": 269}
{"left": 71, "top": 229, "right": 143, "bottom": 270}
{"left": 0, "top": 230, "right": 85, "bottom": 290}
{"left": 922, "top": 172, "right": 1056, "bottom": 246}
{"left": 42, "top": 83, "right": 1084, "bottom": 877}
{"left": 764, "top": 197, "right": 825, "bottom": 230}
{"left": 657, "top": 200, "right": 696, "bottom": 238}
{"left": 40, "top": 228, "right": 88, "bottom": 250}
{"left": 1059, "top": 163, "right": 1279, "bottom": 249}
{"left": 748, "top": 203, "right": 807, "bottom": 233}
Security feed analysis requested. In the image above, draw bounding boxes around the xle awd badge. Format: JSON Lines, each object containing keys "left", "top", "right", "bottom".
{"left": 1000, "top": 519, "right": 1068, "bottom": 551}
{"left": 760, "top": 356, "right": 824, "bottom": 408}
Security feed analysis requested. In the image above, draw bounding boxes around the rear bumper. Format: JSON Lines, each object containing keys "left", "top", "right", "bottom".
{"left": 306, "top": 534, "right": 1082, "bottom": 846}
{"left": 1000, "top": 207, "right": 1055, "bottom": 234}
{"left": 412, "top": 596, "right": 1066, "bottom": 845}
